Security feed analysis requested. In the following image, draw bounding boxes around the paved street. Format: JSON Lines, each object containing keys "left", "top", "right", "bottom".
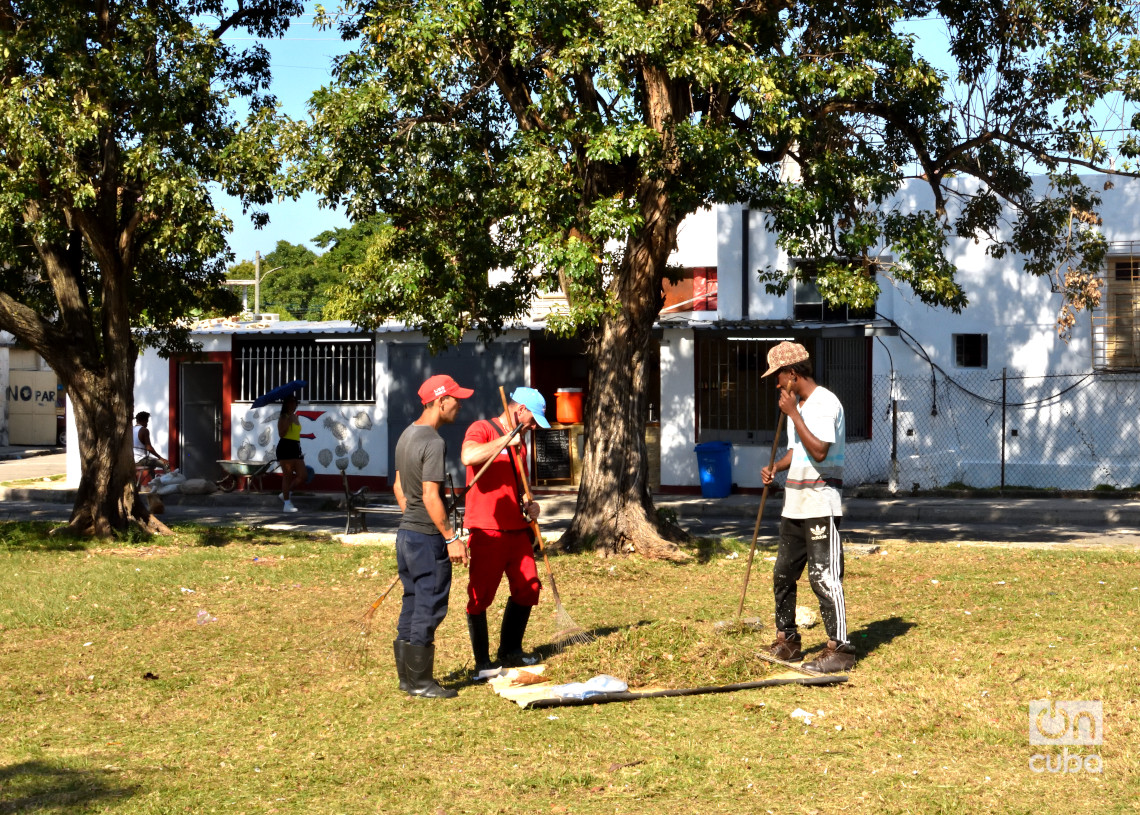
{"left": 3, "top": 451, "right": 1139, "bottom": 548}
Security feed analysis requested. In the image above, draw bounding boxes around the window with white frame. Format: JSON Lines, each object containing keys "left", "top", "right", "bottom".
{"left": 793, "top": 260, "right": 878, "bottom": 322}
{"left": 661, "top": 267, "right": 718, "bottom": 314}
{"left": 235, "top": 337, "right": 376, "bottom": 403}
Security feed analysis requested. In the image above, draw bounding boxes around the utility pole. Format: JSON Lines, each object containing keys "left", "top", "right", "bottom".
{"left": 223, "top": 250, "right": 283, "bottom": 318}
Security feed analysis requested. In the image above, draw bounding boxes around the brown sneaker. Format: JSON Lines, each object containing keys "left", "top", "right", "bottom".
{"left": 768, "top": 631, "right": 803, "bottom": 661}
{"left": 803, "top": 640, "right": 855, "bottom": 673}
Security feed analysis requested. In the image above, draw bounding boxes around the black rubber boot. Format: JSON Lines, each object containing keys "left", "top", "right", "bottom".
{"left": 467, "top": 612, "right": 500, "bottom": 677}
{"left": 393, "top": 639, "right": 411, "bottom": 692}
{"left": 497, "top": 598, "right": 533, "bottom": 667}
{"left": 403, "top": 643, "right": 458, "bottom": 699}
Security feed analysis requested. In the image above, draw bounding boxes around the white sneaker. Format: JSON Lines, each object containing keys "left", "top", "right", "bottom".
{"left": 283, "top": 500, "right": 299, "bottom": 513}
{"left": 278, "top": 493, "right": 285, "bottom": 501}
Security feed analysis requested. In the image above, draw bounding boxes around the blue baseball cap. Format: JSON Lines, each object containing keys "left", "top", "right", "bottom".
{"left": 510, "top": 387, "right": 551, "bottom": 428}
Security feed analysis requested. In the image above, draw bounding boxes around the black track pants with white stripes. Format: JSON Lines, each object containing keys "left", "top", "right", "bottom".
{"left": 773, "top": 515, "right": 848, "bottom": 645}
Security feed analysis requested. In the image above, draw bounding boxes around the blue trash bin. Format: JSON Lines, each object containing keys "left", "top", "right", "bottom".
{"left": 694, "top": 441, "right": 733, "bottom": 498}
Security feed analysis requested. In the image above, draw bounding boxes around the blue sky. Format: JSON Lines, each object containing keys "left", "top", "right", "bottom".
{"left": 218, "top": 4, "right": 354, "bottom": 265}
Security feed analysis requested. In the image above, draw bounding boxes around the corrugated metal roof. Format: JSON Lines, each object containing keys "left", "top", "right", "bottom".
{"left": 190, "top": 317, "right": 411, "bottom": 336}
{"left": 186, "top": 314, "right": 896, "bottom": 337}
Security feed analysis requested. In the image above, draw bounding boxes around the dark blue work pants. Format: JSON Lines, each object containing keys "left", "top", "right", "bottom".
{"left": 395, "top": 529, "right": 453, "bottom": 647}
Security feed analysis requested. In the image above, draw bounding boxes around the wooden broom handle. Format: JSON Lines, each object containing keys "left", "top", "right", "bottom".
{"left": 736, "top": 411, "right": 787, "bottom": 620}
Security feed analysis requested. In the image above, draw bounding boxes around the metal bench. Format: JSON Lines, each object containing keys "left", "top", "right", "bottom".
{"left": 341, "top": 470, "right": 390, "bottom": 534}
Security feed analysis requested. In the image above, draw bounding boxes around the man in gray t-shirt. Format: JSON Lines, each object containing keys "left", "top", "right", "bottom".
{"left": 391, "top": 374, "right": 473, "bottom": 699}
{"left": 395, "top": 424, "right": 449, "bottom": 535}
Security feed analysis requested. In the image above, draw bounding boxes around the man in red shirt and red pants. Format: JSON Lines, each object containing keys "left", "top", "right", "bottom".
{"left": 459, "top": 387, "right": 550, "bottom": 677}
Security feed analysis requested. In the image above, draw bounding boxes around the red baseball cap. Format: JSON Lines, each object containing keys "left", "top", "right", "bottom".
{"left": 418, "top": 374, "right": 474, "bottom": 404}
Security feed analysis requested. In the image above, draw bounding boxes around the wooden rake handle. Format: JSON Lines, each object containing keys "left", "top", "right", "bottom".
{"left": 362, "top": 574, "right": 402, "bottom": 623}
{"left": 498, "top": 386, "right": 563, "bottom": 605}
{"left": 736, "top": 411, "right": 787, "bottom": 620}
{"left": 467, "top": 421, "right": 524, "bottom": 492}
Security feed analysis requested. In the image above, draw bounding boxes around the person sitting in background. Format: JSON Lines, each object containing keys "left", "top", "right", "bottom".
{"left": 133, "top": 411, "right": 168, "bottom": 469}
{"left": 133, "top": 411, "right": 168, "bottom": 489}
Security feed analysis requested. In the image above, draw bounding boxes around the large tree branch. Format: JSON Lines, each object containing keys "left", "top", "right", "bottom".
{"left": 472, "top": 39, "right": 549, "bottom": 133}
{"left": 0, "top": 291, "right": 77, "bottom": 378}
{"left": 23, "top": 199, "right": 97, "bottom": 347}
{"left": 813, "top": 99, "right": 948, "bottom": 213}
{"left": 211, "top": 3, "right": 256, "bottom": 39}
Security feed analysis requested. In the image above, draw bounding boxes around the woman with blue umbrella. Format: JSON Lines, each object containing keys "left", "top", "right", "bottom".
{"left": 277, "top": 393, "right": 306, "bottom": 513}
{"left": 253, "top": 380, "right": 307, "bottom": 513}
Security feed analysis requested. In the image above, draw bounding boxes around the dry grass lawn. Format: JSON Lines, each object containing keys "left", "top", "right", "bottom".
{"left": 0, "top": 521, "right": 1135, "bottom": 813}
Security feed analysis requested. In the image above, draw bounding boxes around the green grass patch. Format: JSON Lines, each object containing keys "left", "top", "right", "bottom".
{"left": 0, "top": 525, "right": 1136, "bottom": 813}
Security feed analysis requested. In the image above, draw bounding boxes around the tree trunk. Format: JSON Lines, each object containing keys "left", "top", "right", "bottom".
{"left": 62, "top": 369, "right": 169, "bottom": 538}
{"left": 559, "top": 183, "right": 689, "bottom": 561}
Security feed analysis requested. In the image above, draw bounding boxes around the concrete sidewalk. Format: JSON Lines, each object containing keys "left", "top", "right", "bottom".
{"left": 0, "top": 444, "right": 63, "bottom": 462}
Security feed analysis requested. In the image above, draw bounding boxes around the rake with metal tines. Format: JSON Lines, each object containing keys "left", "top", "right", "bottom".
{"left": 329, "top": 573, "right": 401, "bottom": 670}
{"left": 499, "top": 386, "right": 593, "bottom": 651}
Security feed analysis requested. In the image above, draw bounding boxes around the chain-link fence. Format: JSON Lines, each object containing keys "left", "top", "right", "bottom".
{"left": 844, "top": 371, "right": 1140, "bottom": 491}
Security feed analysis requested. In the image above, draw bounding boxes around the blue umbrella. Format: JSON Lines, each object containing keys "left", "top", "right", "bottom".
{"left": 251, "top": 379, "right": 307, "bottom": 409}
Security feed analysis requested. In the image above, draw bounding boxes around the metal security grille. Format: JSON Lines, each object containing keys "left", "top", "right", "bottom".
{"left": 696, "top": 337, "right": 782, "bottom": 444}
{"left": 1092, "top": 256, "right": 1140, "bottom": 370}
{"left": 697, "top": 335, "right": 871, "bottom": 444}
{"left": 815, "top": 337, "right": 871, "bottom": 440}
{"left": 235, "top": 338, "right": 376, "bottom": 403}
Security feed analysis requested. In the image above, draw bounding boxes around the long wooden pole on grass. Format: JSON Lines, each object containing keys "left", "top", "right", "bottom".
{"left": 736, "top": 412, "right": 787, "bottom": 620}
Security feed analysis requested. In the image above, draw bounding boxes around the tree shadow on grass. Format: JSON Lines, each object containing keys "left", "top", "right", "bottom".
{"left": 0, "top": 522, "right": 91, "bottom": 553}
{"left": 684, "top": 533, "right": 779, "bottom": 565}
{"left": 0, "top": 759, "right": 138, "bottom": 813}
{"left": 174, "top": 524, "right": 316, "bottom": 548}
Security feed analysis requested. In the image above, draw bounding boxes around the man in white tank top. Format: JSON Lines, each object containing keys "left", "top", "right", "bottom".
{"left": 133, "top": 411, "right": 168, "bottom": 468}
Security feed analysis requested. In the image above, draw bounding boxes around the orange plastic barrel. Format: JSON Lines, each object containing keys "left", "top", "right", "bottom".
{"left": 555, "top": 388, "right": 584, "bottom": 424}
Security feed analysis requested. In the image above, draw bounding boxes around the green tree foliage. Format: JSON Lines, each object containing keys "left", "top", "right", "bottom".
{"left": 228, "top": 215, "right": 389, "bottom": 318}
{"left": 252, "top": 240, "right": 321, "bottom": 319}
{"left": 0, "top": 0, "right": 301, "bottom": 535}
{"left": 293, "top": 0, "right": 1140, "bottom": 556}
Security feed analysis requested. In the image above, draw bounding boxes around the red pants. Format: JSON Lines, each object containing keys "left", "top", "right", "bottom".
{"left": 465, "top": 528, "right": 542, "bottom": 614}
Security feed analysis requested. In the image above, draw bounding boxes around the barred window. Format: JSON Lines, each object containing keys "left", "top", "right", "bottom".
{"left": 235, "top": 337, "right": 376, "bottom": 403}
{"left": 696, "top": 335, "right": 870, "bottom": 444}
{"left": 696, "top": 337, "right": 782, "bottom": 445}
{"left": 1106, "top": 258, "right": 1139, "bottom": 368}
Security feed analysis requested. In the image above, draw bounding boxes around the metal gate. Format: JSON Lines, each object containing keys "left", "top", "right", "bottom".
{"left": 387, "top": 342, "right": 525, "bottom": 487}
{"left": 179, "top": 362, "right": 223, "bottom": 480}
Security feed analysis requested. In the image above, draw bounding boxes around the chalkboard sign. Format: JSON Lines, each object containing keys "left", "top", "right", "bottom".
{"left": 534, "top": 428, "right": 572, "bottom": 481}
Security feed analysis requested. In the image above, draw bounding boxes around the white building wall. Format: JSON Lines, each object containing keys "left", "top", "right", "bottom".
{"left": 134, "top": 346, "right": 174, "bottom": 458}
{"left": 0, "top": 331, "right": 10, "bottom": 447}
{"left": 660, "top": 175, "right": 1140, "bottom": 492}
{"left": 659, "top": 328, "right": 697, "bottom": 486}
